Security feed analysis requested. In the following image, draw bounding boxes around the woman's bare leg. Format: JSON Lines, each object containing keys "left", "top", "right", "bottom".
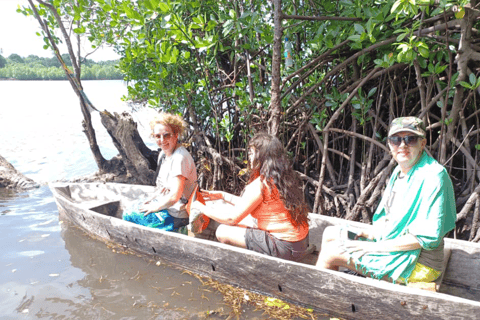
{"left": 215, "top": 224, "right": 248, "bottom": 248}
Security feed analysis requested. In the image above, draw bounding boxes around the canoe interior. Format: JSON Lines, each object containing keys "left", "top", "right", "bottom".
{"left": 50, "top": 182, "right": 480, "bottom": 316}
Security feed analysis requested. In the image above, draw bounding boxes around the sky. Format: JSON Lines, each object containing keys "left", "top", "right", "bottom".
{"left": 0, "top": 0, "right": 120, "bottom": 61}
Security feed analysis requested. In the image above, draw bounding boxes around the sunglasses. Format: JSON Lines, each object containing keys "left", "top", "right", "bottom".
{"left": 388, "top": 135, "right": 419, "bottom": 147}
{"left": 153, "top": 133, "right": 172, "bottom": 140}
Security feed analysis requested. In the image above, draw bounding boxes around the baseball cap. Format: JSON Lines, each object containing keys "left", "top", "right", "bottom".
{"left": 388, "top": 117, "right": 426, "bottom": 137}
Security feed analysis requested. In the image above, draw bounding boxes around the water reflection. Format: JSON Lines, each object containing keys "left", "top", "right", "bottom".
{"left": 0, "top": 188, "right": 25, "bottom": 201}
{"left": 53, "top": 222, "right": 229, "bottom": 319}
{"left": 0, "top": 186, "right": 236, "bottom": 319}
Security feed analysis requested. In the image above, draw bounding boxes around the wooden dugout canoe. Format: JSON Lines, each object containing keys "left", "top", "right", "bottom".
{"left": 49, "top": 182, "right": 480, "bottom": 320}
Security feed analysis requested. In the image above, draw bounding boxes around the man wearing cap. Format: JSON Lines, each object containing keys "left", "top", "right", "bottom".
{"left": 316, "top": 117, "right": 457, "bottom": 284}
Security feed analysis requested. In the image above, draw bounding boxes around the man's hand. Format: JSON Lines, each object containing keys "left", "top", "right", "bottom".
{"left": 354, "top": 230, "right": 375, "bottom": 241}
{"left": 340, "top": 240, "right": 376, "bottom": 258}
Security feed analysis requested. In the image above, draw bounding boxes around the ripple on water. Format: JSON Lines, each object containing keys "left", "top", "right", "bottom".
{"left": 18, "top": 250, "right": 45, "bottom": 257}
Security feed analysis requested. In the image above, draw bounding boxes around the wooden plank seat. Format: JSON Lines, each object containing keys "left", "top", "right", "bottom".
{"left": 406, "top": 248, "right": 452, "bottom": 292}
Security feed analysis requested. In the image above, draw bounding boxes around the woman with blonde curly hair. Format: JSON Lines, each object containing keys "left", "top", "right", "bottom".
{"left": 191, "top": 132, "right": 310, "bottom": 261}
{"left": 123, "top": 112, "right": 197, "bottom": 232}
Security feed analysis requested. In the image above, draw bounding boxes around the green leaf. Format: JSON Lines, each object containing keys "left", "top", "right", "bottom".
{"left": 144, "top": 0, "right": 154, "bottom": 10}
{"left": 354, "top": 23, "right": 365, "bottom": 34}
{"left": 348, "top": 35, "right": 361, "bottom": 41}
{"left": 74, "top": 26, "right": 86, "bottom": 34}
{"left": 417, "top": 57, "right": 427, "bottom": 69}
{"left": 366, "top": 19, "right": 374, "bottom": 34}
{"left": 418, "top": 47, "right": 429, "bottom": 58}
{"left": 397, "top": 51, "right": 404, "bottom": 63}
{"left": 206, "top": 20, "right": 217, "bottom": 32}
{"left": 158, "top": 3, "right": 169, "bottom": 12}
{"left": 396, "top": 33, "right": 407, "bottom": 42}
{"left": 397, "top": 43, "right": 409, "bottom": 52}
{"left": 367, "top": 87, "right": 377, "bottom": 98}
{"left": 391, "top": 0, "right": 402, "bottom": 13}
{"left": 223, "top": 20, "right": 234, "bottom": 36}
{"left": 469, "top": 73, "right": 476, "bottom": 86}
{"left": 434, "top": 64, "right": 447, "bottom": 74}
{"left": 459, "top": 81, "right": 472, "bottom": 89}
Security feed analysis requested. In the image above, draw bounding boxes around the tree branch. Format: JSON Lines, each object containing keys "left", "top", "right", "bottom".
{"left": 282, "top": 14, "right": 363, "bottom": 22}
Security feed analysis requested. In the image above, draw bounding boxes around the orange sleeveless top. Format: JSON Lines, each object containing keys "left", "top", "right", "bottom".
{"left": 249, "top": 179, "right": 308, "bottom": 242}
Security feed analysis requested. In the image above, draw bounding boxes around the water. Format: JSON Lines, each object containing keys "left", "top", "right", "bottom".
{"left": 0, "top": 81, "right": 267, "bottom": 319}
{"left": 0, "top": 80, "right": 156, "bottom": 183}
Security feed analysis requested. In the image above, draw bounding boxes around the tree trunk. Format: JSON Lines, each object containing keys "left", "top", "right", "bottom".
{"left": 267, "top": 0, "right": 283, "bottom": 136}
{"left": 28, "top": 0, "right": 159, "bottom": 185}
{"left": 100, "top": 111, "right": 158, "bottom": 185}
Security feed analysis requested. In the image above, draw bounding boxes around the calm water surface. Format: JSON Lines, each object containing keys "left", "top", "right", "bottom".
{"left": 0, "top": 80, "right": 268, "bottom": 319}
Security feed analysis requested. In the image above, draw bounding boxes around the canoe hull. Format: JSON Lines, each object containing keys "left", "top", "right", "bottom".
{"left": 50, "top": 182, "right": 480, "bottom": 320}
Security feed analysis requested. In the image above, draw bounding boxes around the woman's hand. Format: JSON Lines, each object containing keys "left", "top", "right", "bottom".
{"left": 200, "top": 190, "right": 236, "bottom": 205}
{"left": 140, "top": 202, "right": 161, "bottom": 216}
{"left": 191, "top": 178, "right": 262, "bottom": 225}
{"left": 200, "top": 191, "right": 224, "bottom": 201}
{"left": 141, "top": 176, "right": 186, "bottom": 216}
{"left": 190, "top": 200, "right": 205, "bottom": 214}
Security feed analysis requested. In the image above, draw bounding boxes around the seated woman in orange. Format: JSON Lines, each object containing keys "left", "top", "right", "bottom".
{"left": 191, "top": 132, "right": 310, "bottom": 261}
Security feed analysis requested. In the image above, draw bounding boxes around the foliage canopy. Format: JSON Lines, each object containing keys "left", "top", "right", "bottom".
{"left": 21, "top": 0, "right": 480, "bottom": 241}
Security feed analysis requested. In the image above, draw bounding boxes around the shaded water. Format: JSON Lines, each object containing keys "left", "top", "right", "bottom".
{"left": 0, "top": 81, "right": 270, "bottom": 319}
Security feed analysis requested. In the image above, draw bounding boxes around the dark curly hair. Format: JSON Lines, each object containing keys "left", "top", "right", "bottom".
{"left": 247, "top": 132, "right": 309, "bottom": 226}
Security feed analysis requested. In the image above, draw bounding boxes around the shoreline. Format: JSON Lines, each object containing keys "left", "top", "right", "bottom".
{"left": 0, "top": 78, "right": 124, "bottom": 81}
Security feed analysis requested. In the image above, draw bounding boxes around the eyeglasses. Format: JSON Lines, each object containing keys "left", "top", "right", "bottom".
{"left": 153, "top": 133, "right": 172, "bottom": 140}
{"left": 388, "top": 135, "right": 419, "bottom": 147}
